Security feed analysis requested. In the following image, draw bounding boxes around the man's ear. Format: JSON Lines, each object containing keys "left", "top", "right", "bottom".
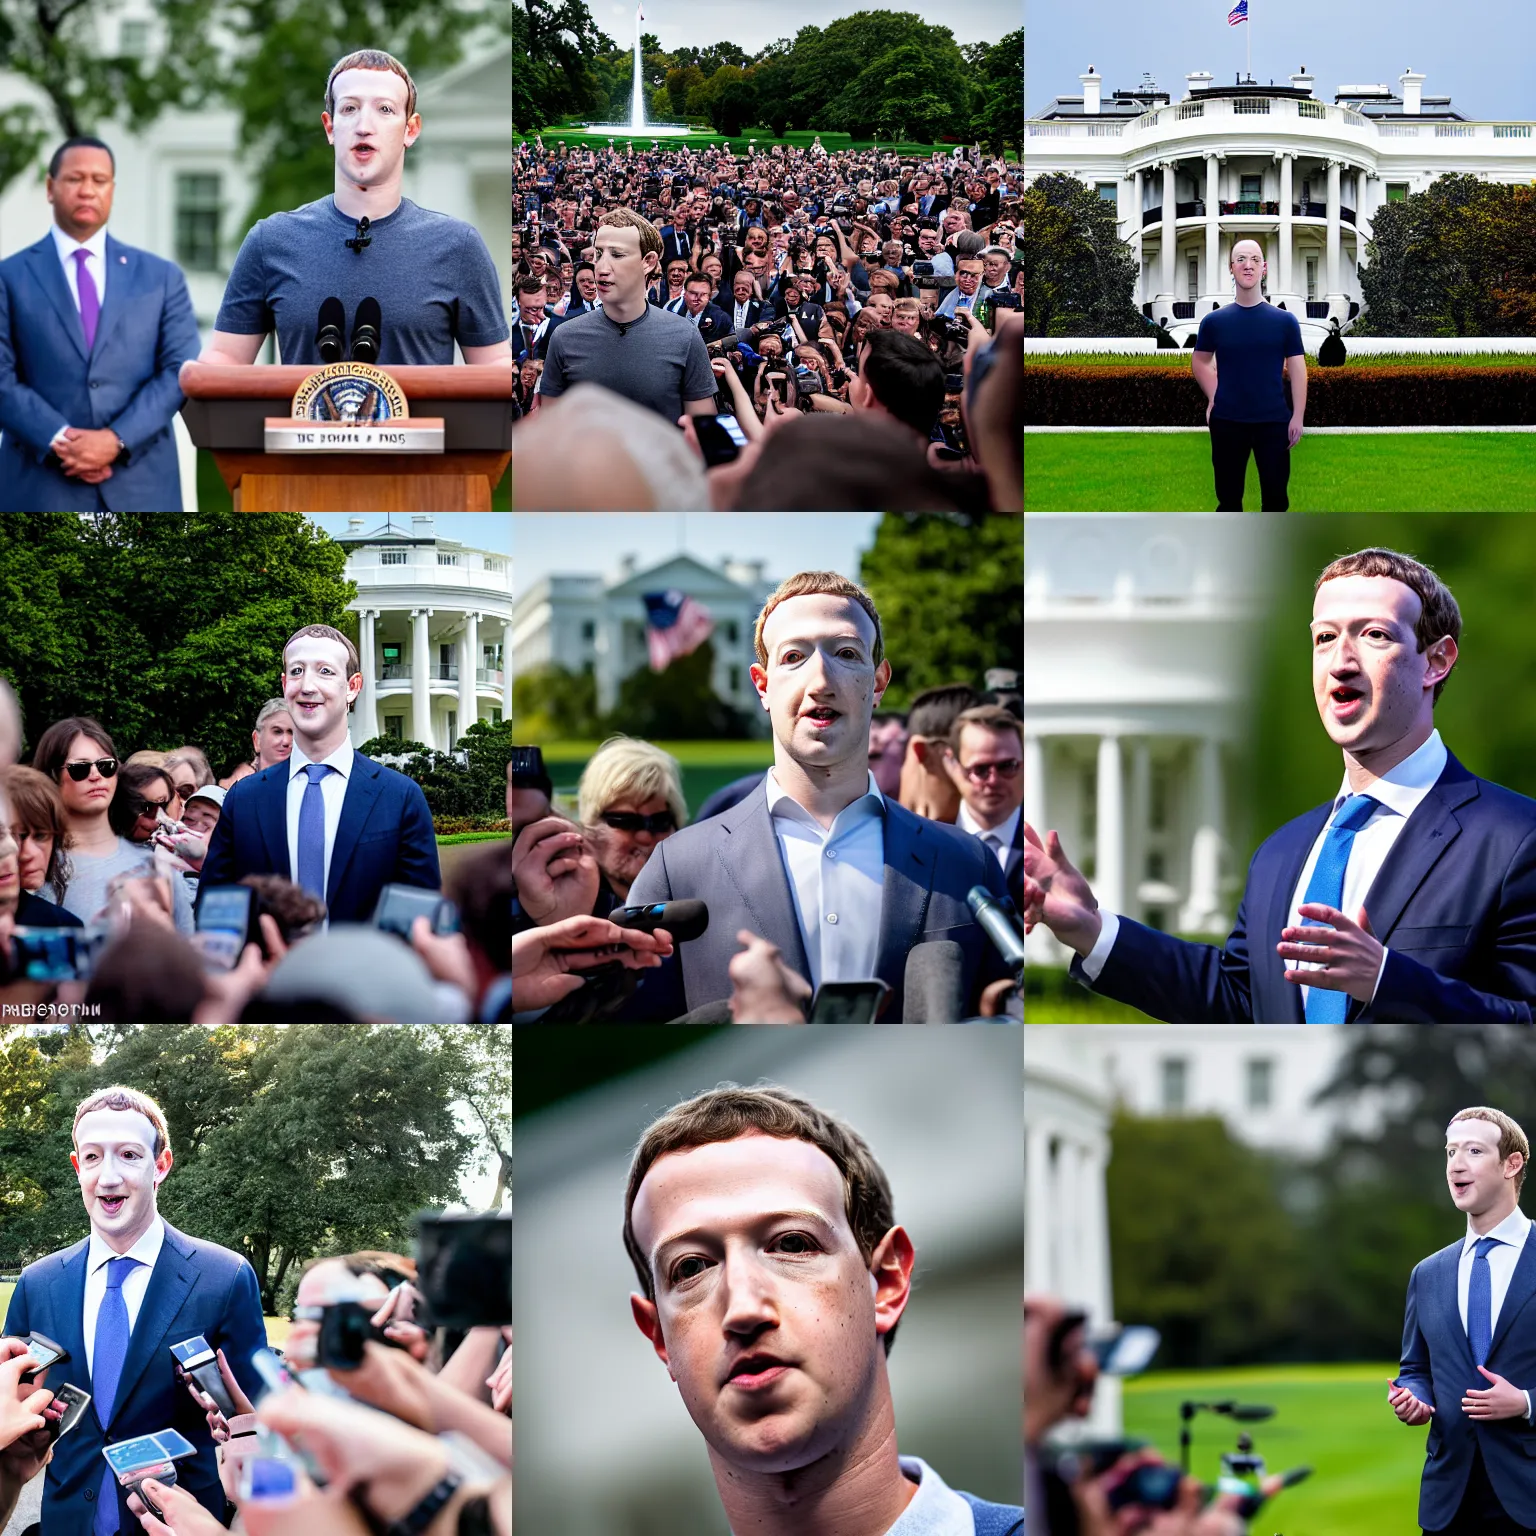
{"left": 749, "top": 661, "right": 770, "bottom": 709}
{"left": 872, "top": 658, "right": 891, "bottom": 708}
{"left": 153, "top": 1148, "right": 174, "bottom": 1188}
{"left": 869, "top": 1225, "right": 916, "bottom": 1342}
{"left": 630, "top": 1294, "right": 674, "bottom": 1375}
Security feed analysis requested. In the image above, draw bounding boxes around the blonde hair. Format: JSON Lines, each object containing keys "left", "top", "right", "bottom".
{"left": 577, "top": 736, "right": 688, "bottom": 831}
{"left": 753, "top": 570, "right": 885, "bottom": 668}
{"left": 73, "top": 1086, "right": 172, "bottom": 1158}
{"left": 596, "top": 207, "right": 663, "bottom": 260}
{"left": 325, "top": 49, "right": 417, "bottom": 118}
{"left": 1451, "top": 1106, "right": 1530, "bottom": 1196}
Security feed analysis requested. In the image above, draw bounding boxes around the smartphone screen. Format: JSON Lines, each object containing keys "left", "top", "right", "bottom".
{"left": 692, "top": 415, "right": 744, "bottom": 468}
{"left": 195, "top": 886, "right": 252, "bottom": 936}
{"left": 170, "top": 1336, "right": 215, "bottom": 1369}
{"left": 807, "top": 980, "right": 891, "bottom": 1024}
{"left": 104, "top": 1429, "right": 197, "bottom": 1476}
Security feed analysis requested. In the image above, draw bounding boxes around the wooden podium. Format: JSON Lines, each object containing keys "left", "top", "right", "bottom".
{"left": 179, "top": 363, "right": 514, "bottom": 511}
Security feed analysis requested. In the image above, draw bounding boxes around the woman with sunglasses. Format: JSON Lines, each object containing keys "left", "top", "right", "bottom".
{"left": 576, "top": 736, "right": 688, "bottom": 904}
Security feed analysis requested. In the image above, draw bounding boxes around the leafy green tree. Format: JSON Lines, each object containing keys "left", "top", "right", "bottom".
{"left": 835, "top": 44, "right": 963, "bottom": 142}
{"left": 969, "top": 30, "right": 1022, "bottom": 157}
{"left": 512, "top": 661, "right": 602, "bottom": 740}
{"left": 360, "top": 718, "right": 512, "bottom": 818}
{"left": 703, "top": 66, "right": 756, "bottom": 138}
{"left": 1021, "top": 172, "right": 1145, "bottom": 337}
{"left": 514, "top": 0, "right": 612, "bottom": 131}
{"left": 858, "top": 514, "right": 1023, "bottom": 710}
{"left": 666, "top": 64, "right": 704, "bottom": 118}
{"left": 603, "top": 638, "right": 749, "bottom": 739}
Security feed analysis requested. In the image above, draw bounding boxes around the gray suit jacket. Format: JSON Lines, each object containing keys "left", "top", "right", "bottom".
{"left": 625, "top": 778, "right": 1009, "bottom": 1021}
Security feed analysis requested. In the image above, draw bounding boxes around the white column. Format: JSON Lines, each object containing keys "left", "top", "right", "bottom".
{"left": 1158, "top": 162, "right": 1177, "bottom": 311}
{"left": 1095, "top": 735, "right": 1124, "bottom": 917}
{"left": 1025, "top": 1127, "right": 1056, "bottom": 1293}
{"left": 501, "top": 620, "right": 512, "bottom": 719}
{"left": 1203, "top": 154, "right": 1220, "bottom": 308}
{"left": 1131, "top": 169, "right": 1144, "bottom": 306}
{"left": 1180, "top": 737, "right": 1227, "bottom": 932}
{"left": 1326, "top": 158, "right": 1342, "bottom": 305}
{"left": 357, "top": 609, "right": 378, "bottom": 745}
{"left": 410, "top": 608, "right": 433, "bottom": 749}
{"left": 457, "top": 611, "right": 480, "bottom": 746}
{"left": 1023, "top": 733, "right": 1053, "bottom": 962}
{"left": 1129, "top": 740, "right": 1151, "bottom": 923}
{"left": 1278, "top": 152, "right": 1294, "bottom": 297}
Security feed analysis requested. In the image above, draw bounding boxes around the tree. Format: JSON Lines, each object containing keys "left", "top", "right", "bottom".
{"left": 969, "top": 30, "right": 1022, "bottom": 158}
{"left": 359, "top": 717, "right": 513, "bottom": 819}
{"left": 604, "top": 638, "right": 749, "bottom": 739}
{"left": 835, "top": 44, "right": 964, "bottom": 142}
{"left": 514, "top": 0, "right": 612, "bottom": 131}
{"left": 857, "top": 514, "right": 1023, "bottom": 710}
{"left": 702, "top": 65, "right": 756, "bottom": 139}
{"left": 512, "top": 661, "right": 602, "bottom": 741}
{"left": 1021, "top": 172, "right": 1146, "bottom": 337}
{"left": 666, "top": 64, "right": 704, "bottom": 118}
{"left": 459, "top": 1031, "right": 511, "bottom": 1208}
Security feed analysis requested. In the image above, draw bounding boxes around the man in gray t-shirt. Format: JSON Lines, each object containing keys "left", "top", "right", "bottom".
{"left": 538, "top": 304, "right": 717, "bottom": 423}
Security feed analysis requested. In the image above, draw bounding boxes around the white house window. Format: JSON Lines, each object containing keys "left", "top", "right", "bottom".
{"left": 1386, "top": 182, "right": 1409, "bottom": 202}
{"left": 1306, "top": 256, "right": 1318, "bottom": 300}
{"left": 119, "top": 19, "right": 150, "bottom": 56}
{"left": 174, "top": 174, "right": 221, "bottom": 272}
{"left": 1161, "top": 1057, "right": 1189, "bottom": 1113}
{"left": 381, "top": 550, "right": 407, "bottom": 565}
{"left": 1246, "top": 1057, "right": 1275, "bottom": 1111}
{"left": 1096, "top": 182, "right": 1118, "bottom": 203}
{"left": 437, "top": 552, "right": 460, "bottom": 566}
{"left": 1187, "top": 257, "right": 1198, "bottom": 301}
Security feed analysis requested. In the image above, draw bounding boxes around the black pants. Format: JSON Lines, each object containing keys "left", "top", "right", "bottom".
{"left": 1209, "top": 417, "right": 1291, "bottom": 511}
{"left": 1428, "top": 1445, "right": 1536, "bottom": 1534}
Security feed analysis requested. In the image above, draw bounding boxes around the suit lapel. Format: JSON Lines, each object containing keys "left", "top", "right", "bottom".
{"left": 718, "top": 785, "right": 812, "bottom": 983}
{"left": 874, "top": 804, "right": 934, "bottom": 991}
{"left": 327, "top": 758, "right": 384, "bottom": 910}
{"left": 49, "top": 1243, "right": 93, "bottom": 1423}
{"left": 109, "top": 1225, "right": 196, "bottom": 1430}
{"left": 26, "top": 237, "right": 88, "bottom": 363}
{"left": 1489, "top": 1221, "right": 1536, "bottom": 1362}
{"left": 89, "top": 236, "right": 135, "bottom": 359}
{"left": 1260, "top": 801, "right": 1332, "bottom": 1024}
{"left": 257, "top": 764, "right": 293, "bottom": 879}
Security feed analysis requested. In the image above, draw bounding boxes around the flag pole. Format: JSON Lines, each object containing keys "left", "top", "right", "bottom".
{"left": 1247, "top": 0, "right": 1251, "bottom": 81}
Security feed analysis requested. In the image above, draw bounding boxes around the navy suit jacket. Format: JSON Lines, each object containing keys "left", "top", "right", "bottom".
{"left": 0, "top": 232, "right": 199, "bottom": 511}
{"left": 624, "top": 779, "right": 1009, "bottom": 1021}
{"left": 200, "top": 753, "right": 440, "bottom": 924}
{"left": 1399, "top": 1223, "right": 1536, "bottom": 1529}
{"left": 4, "top": 1222, "right": 267, "bottom": 1535}
{"left": 1073, "top": 753, "right": 1536, "bottom": 1023}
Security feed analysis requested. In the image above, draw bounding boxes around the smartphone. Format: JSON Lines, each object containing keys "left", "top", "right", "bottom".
{"left": 48, "top": 1383, "right": 91, "bottom": 1443}
{"left": 807, "top": 979, "right": 891, "bottom": 1024}
{"left": 104, "top": 1429, "right": 197, "bottom": 1478}
{"left": 195, "top": 885, "right": 259, "bottom": 950}
{"left": 415, "top": 1210, "right": 512, "bottom": 1330}
{"left": 11, "top": 926, "right": 111, "bottom": 983}
{"left": 692, "top": 413, "right": 748, "bottom": 468}
{"left": 20, "top": 1333, "right": 68, "bottom": 1382}
{"left": 973, "top": 299, "right": 994, "bottom": 330}
{"left": 170, "top": 1335, "right": 237, "bottom": 1418}
{"left": 371, "top": 884, "right": 459, "bottom": 940}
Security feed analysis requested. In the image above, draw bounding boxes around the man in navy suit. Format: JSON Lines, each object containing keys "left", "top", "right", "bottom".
{"left": 626, "top": 571, "right": 1009, "bottom": 1021}
{"left": 0, "top": 138, "right": 199, "bottom": 512}
{"left": 4, "top": 1086, "right": 267, "bottom": 1534}
{"left": 675, "top": 274, "right": 734, "bottom": 345}
{"left": 1394, "top": 1107, "right": 1536, "bottom": 1534}
{"left": 201, "top": 623, "right": 440, "bottom": 923}
{"left": 723, "top": 269, "right": 765, "bottom": 337}
{"left": 1024, "top": 547, "right": 1536, "bottom": 1022}
{"left": 946, "top": 705, "right": 1023, "bottom": 913}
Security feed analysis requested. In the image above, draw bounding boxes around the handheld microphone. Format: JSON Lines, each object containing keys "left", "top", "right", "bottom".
{"left": 351, "top": 297, "right": 382, "bottom": 364}
{"left": 966, "top": 885, "right": 1024, "bottom": 981}
{"left": 608, "top": 899, "right": 709, "bottom": 943}
{"left": 315, "top": 297, "right": 346, "bottom": 363}
{"left": 345, "top": 215, "right": 372, "bottom": 253}
{"left": 902, "top": 939, "right": 964, "bottom": 1023}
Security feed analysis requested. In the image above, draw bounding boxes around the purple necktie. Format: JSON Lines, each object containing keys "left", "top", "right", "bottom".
{"left": 73, "top": 249, "right": 100, "bottom": 352}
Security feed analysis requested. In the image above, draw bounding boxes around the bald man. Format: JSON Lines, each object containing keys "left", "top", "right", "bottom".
{"left": 1192, "top": 239, "right": 1307, "bottom": 512}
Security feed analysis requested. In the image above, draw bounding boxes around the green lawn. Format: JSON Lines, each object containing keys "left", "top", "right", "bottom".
{"left": 1030, "top": 353, "right": 1536, "bottom": 369}
{"left": 1023, "top": 969, "right": 1154, "bottom": 1022}
{"left": 1025, "top": 432, "right": 1536, "bottom": 511}
{"left": 539, "top": 738, "right": 775, "bottom": 819}
{"left": 1122, "top": 1363, "right": 1421, "bottom": 1536}
{"left": 518, "top": 127, "right": 1001, "bottom": 158}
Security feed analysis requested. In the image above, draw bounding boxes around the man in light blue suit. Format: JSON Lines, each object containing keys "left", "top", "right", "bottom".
{"left": 1394, "top": 1107, "right": 1536, "bottom": 1534}
{"left": 0, "top": 138, "right": 200, "bottom": 512}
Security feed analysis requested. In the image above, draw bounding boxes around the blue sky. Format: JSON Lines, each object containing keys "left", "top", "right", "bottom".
{"left": 306, "top": 514, "right": 509, "bottom": 556}
{"left": 512, "top": 512, "right": 882, "bottom": 593}
{"left": 1027, "top": 0, "right": 1532, "bottom": 121}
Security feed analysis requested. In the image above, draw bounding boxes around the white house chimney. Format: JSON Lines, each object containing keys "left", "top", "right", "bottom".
{"left": 1399, "top": 67, "right": 1424, "bottom": 115}
{"left": 347, "top": 517, "right": 365, "bottom": 533}
{"left": 1080, "top": 66, "right": 1101, "bottom": 115}
{"left": 1186, "top": 70, "right": 1213, "bottom": 97}
{"left": 1289, "top": 66, "right": 1315, "bottom": 96}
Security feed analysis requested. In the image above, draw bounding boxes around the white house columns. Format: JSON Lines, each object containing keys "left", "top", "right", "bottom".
{"left": 411, "top": 607, "right": 433, "bottom": 746}
{"left": 457, "top": 610, "right": 481, "bottom": 746}
{"left": 1180, "top": 737, "right": 1227, "bottom": 932}
{"left": 1131, "top": 168, "right": 1144, "bottom": 299}
{"left": 1095, "top": 735, "right": 1125, "bottom": 916}
{"left": 1277, "top": 151, "right": 1294, "bottom": 295}
{"left": 358, "top": 608, "right": 379, "bottom": 741}
{"left": 1159, "top": 161, "right": 1177, "bottom": 308}
{"left": 1203, "top": 153, "right": 1221, "bottom": 305}
{"left": 1326, "top": 158, "right": 1342, "bottom": 302}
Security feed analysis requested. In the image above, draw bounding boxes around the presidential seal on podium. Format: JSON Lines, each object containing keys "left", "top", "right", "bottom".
{"left": 264, "top": 362, "right": 445, "bottom": 452}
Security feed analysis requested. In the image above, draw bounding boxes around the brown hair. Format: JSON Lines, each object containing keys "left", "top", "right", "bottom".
{"left": 1314, "top": 548, "right": 1462, "bottom": 703}
{"left": 596, "top": 207, "right": 663, "bottom": 260}
{"left": 325, "top": 49, "right": 417, "bottom": 119}
{"left": 73, "top": 1085, "right": 172, "bottom": 1158}
{"left": 1451, "top": 1106, "right": 1530, "bottom": 1196}
{"left": 752, "top": 571, "right": 885, "bottom": 668}
{"left": 948, "top": 703, "right": 1024, "bottom": 756}
{"left": 0, "top": 765, "right": 73, "bottom": 895}
{"left": 623, "top": 1084, "right": 901, "bottom": 1351}
{"left": 238, "top": 874, "right": 328, "bottom": 944}
{"left": 31, "top": 717, "right": 117, "bottom": 783}
{"left": 284, "top": 625, "right": 361, "bottom": 680}
{"left": 297, "top": 1248, "right": 418, "bottom": 1290}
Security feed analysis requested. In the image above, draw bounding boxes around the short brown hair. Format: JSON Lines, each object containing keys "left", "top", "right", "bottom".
{"left": 284, "top": 625, "right": 361, "bottom": 680}
{"left": 753, "top": 571, "right": 885, "bottom": 668}
{"left": 73, "top": 1086, "right": 172, "bottom": 1158}
{"left": 622, "top": 1085, "right": 902, "bottom": 1351}
{"left": 596, "top": 207, "right": 663, "bottom": 260}
{"left": 325, "top": 50, "right": 417, "bottom": 119}
{"left": 1314, "top": 548, "right": 1461, "bottom": 703}
{"left": 0, "top": 765, "right": 72, "bottom": 895}
{"left": 1451, "top": 1106, "right": 1530, "bottom": 1196}
{"left": 948, "top": 703, "right": 1024, "bottom": 757}
{"left": 31, "top": 717, "right": 117, "bottom": 783}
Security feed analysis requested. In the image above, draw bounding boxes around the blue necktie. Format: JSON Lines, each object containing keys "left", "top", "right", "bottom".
{"left": 1469, "top": 1235, "right": 1500, "bottom": 1369}
{"left": 296, "top": 762, "right": 331, "bottom": 900}
{"left": 1300, "top": 793, "right": 1379, "bottom": 1024}
{"left": 93, "top": 1255, "right": 141, "bottom": 1536}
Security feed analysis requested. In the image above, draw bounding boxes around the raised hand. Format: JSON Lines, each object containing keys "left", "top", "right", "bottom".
{"left": 1278, "top": 904, "right": 1383, "bottom": 1002}
{"left": 1387, "top": 1378, "right": 1434, "bottom": 1425}
{"left": 1021, "top": 823, "right": 1103, "bottom": 955}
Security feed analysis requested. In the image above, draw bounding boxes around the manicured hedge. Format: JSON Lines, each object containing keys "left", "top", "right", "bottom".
{"left": 1026, "top": 364, "right": 1536, "bottom": 426}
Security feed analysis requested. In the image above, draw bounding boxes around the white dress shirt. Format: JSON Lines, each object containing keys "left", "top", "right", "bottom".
{"left": 956, "top": 803, "right": 1019, "bottom": 872}
{"left": 1457, "top": 1206, "right": 1534, "bottom": 1421}
{"left": 83, "top": 1217, "right": 164, "bottom": 1376}
{"left": 732, "top": 298, "right": 754, "bottom": 330}
{"left": 285, "top": 737, "right": 354, "bottom": 899}
{"left": 880, "top": 1456, "right": 978, "bottom": 1536}
{"left": 51, "top": 221, "right": 109, "bottom": 315}
{"left": 765, "top": 769, "right": 885, "bottom": 991}
{"left": 1083, "top": 730, "right": 1448, "bottom": 1001}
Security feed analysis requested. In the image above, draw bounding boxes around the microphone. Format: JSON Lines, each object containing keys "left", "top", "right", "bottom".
{"left": 608, "top": 899, "right": 709, "bottom": 944}
{"left": 967, "top": 885, "right": 1024, "bottom": 982}
{"left": 351, "top": 298, "right": 382, "bottom": 364}
{"left": 315, "top": 297, "right": 346, "bottom": 364}
{"left": 345, "top": 215, "right": 372, "bottom": 253}
{"left": 902, "top": 940, "right": 965, "bottom": 1023}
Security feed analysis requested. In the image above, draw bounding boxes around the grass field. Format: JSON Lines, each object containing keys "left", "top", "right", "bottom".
{"left": 1023, "top": 970, "right": 1155, "bottom": 1022}
{"left": 1122, "top": 1363, "right": 1421, "bottom": 1536}
{"left": 518, "top": 127, "right": 1000, "bottom": 158}
{"left": 1029, "top": 353, "right": 1536, "bottom": 369}
{"left": 1024, "top": 431, "right": 1536, "bottom": 511}
{"left": 539, "top": 738, "right": 775, "bottom": 819}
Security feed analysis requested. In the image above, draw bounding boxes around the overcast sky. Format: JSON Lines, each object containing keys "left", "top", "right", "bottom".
{"left": 597, "top": 0, "right": 1017, "bottom": 53}
{"left": 513, "top": 512, "right": 882, "bottom": 593}
{"left": 1027, "top": 0, "right": 1532, "bottom": 120}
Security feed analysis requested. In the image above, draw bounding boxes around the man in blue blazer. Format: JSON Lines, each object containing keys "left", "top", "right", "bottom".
{"left": 4, "top": 1086, "right": 267, "bottom": 1535}
{"left": 1024, "top": 547, "right": 1536, "bottom": 1023}
{"left": 1393, "top": 1107, "right": 1536, "bottom": 1533}
{"left": 0, "top": 137, "right": 199, "bottom": 512}
{"left": 625, "top": 572, "right": 1009, "bottom": 1022}
{"left": 201, "top": 624, "right": 440, "bottom": 923}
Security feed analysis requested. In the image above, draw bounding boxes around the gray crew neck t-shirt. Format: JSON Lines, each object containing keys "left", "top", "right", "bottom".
{"left": 537, "top": 305, "right": 717, "bottom": 422}
{"left": 216, "top": 196, "right": 510, "bottom": 365}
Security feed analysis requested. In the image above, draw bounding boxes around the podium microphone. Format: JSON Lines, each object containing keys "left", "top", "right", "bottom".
{"left": 315, "top": 297, "right": 346, "bottom": 363}
{"left": 351, "top": 297, "right": 382, "bottom": 364}
{"left": 345, "top": 215, "right": 372, "bottom": 253}
{"left": 966, "top": 885, "right": 1024, "bottom": 982}
{"left": 608, "top": 899, "right": 709, "bottom": 943}
{"left": 903, "top": 939, "right": 964, "bottom": 1023}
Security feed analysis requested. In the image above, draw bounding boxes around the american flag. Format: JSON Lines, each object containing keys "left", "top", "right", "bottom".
{"left": 643, "top": 590, "right": 714, "bottom": 672}
{"left": 1227, "top": 0, "right": 1247, "bottom": 22}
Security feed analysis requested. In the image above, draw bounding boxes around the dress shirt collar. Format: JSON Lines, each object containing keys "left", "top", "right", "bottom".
{"left": 88, "top": 1215, "right": 165, "bottom": 1277}
{"left": 956, "top": 802, "right": 1020, "bottom": 847}
{"left": 1330, "top": 729, "right": 1447, "bottom": 821}
{"left": 289, "top": 736, "right": 354, "bottom": 782}
{"left": 50, "top": 222, "right": 108, "bottom": 265}
{"left": 765, "top": 768, "right": 884, "bottom": 830}
{"left": 1464, "top": 1206, "right": 1530, "bottom": 1258}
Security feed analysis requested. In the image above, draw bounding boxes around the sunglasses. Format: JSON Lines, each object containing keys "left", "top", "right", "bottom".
{"left": 172, "top": 783, "right": 197, "bottom": 801}
{"left": 131, "top": 798, "right": 171, "bottom": 819}
{"left": 960, "top": 758, "right": 1022, "bottom": 783}
{"left": 600, "top": 810, "right": 677, "bottom": 835}
{"left": 63, "top": 758, "right": 117, "bottom": 781}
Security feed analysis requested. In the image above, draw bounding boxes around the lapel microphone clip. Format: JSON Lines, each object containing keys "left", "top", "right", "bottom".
{"left": 345, "top": 216, "right": 372, "bottom": 253}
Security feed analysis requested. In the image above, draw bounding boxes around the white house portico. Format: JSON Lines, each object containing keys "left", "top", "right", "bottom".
{"left": 1028, "top": 65, "right": 1536, "bottom": 345}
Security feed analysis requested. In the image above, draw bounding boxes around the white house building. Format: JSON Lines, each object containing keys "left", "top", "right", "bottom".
{"left": 1026, "top": 64, "right": 1536, "bottom": 344}
{"left": 511, "top": 552, "right": 778, "bottom": 721}
{"left": 1023, "top": 515, "right": 1276, "bottom": 967}
{"left": 337, "top": 514, "right": 510, "bottom": 753}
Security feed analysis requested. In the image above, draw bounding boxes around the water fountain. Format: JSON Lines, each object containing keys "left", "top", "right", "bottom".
{"left": 586, "top": 2, "right": 691, "bottom": 137}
